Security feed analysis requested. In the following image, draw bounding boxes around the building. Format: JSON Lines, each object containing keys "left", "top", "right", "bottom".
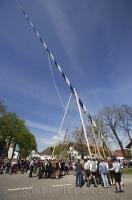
{"left": 113, "top": 145, "right": 132, "bottom": 159}
{"left": 113, "top": 150, "right": 125, "bottom": 160}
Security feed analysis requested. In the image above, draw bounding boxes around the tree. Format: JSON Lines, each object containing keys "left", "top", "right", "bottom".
{"left": 0, "top": 102, "right": 7, "bottom": 156}
{"left": 18, "top": 130, "right": 37, "bottom": 158}
{"left": 0, "top": 113, "right": 24, "bottom": 150}
{"left": 94, "top": 115, "right": 113, "bottom": 157}
{"left": 118, "top": 104, "right": 132, "bottom": 143}
{"left": 100, "top": 106, "right": 125, "bottom": 157}
{"left": 73, "top": 127, "right": 88, "bottom": 158}
{"left": 0, "top": 112, "right": 37, "bottom": 158}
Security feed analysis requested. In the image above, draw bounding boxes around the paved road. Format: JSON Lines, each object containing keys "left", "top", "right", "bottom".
{"left": 0, "top": 173, "right": 132, "bottom": 200}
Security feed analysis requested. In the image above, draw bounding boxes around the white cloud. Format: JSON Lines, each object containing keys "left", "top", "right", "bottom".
{"left": 26, "top": 119, "right": 67, "bottom": 151}
{"left": 26, "top": 119, "right": 59, "bottom": 133}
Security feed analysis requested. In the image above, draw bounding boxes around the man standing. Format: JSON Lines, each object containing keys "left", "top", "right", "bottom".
{"left": 110, "top": 158, "right": 124, "bottom": 193}
{"left": 75, "top": 159, "right": 83, "bottom": 187}
{"left": 29, "top": 158, "right": 34, "bottom": 178}
{"left": 91, "top": 158, "right": 98, "bottom": 187}
{"left": 99, "top": 159, "right": 109, "bottom": 188}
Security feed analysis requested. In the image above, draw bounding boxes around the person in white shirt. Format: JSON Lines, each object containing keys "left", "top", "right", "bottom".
{"left": 91, "top": 158, "right": 98, "bottom": 187}
{"left": 109, "top": 158, "right": 124, "bottom": 192}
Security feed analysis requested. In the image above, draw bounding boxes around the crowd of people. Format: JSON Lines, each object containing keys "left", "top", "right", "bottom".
{"left": 1, "top": 156, "right": 132, "bottom": 193}
{"left": 75, "top": 157, "right": 124, "bottom": 193}
{"left": 0, "top": 157, "right": 29, "bottom": 175}
{"left": 0, "top": 157, "right": 70, "bottom": 178}
{"left": 28, "top": 158, "right": 70, "bottom": 179}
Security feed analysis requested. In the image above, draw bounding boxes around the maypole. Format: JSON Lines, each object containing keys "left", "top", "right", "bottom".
{"left": 20, "top": 6, "right": 98, "bottom": 158}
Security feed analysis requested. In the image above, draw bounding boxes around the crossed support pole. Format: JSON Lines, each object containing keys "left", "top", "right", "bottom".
{"left": 52, "top": 90, "right": 92, "bottom": 159}
{"left": 52, "top": 93, "right": 73, "bottom": 157}
{"left": 74, "top": 89, "right": 92, "bottom": 158}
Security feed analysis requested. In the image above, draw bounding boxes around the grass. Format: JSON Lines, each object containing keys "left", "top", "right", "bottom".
{"left": 122, "top": 168, "right": 132, "bottom": 174}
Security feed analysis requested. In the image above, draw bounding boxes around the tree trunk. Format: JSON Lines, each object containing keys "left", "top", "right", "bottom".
{"left": 111, "top": 127, "right": 125, "bottom": 158}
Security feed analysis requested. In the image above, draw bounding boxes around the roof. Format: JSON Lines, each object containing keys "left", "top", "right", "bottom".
{"left": 113, "top": 149, "right": 128, "bottom": 157}
{"left": 40, "top": 147, "right": 53, "bottom": 155}
{"left": 40, "top": 143, "right": 107, "bottom": 156}
{"left": 114, "top": 150, "right": 123, "bottom": 157}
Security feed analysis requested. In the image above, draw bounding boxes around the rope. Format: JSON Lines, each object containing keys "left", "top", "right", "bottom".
{"left": 48, "top": 54, "right": 81, "bottom": 157}
{"left": 20, "top": 6, "right": 98, "bottom": 158}
{"left": 48, "top": 54, "right": 79, "bottom": 132}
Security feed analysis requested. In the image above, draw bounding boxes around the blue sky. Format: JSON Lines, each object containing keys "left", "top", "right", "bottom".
{"left": 0, "top": 0, "right": 132, "bottom": 151}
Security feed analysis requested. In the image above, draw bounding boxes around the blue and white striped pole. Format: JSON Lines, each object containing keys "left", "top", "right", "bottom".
{"left": 20, "top": 6, "right": 96, "bottom": 157}
{"left": 20, "top": 7, "right": 88, "bottom": 112}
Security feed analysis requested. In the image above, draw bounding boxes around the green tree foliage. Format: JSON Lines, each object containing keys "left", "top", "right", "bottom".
{"left": 17, "top": 130, "right": 37, "bottom": 158}
{"left": 0, "top": 104, "right": 37, "bottom": 158}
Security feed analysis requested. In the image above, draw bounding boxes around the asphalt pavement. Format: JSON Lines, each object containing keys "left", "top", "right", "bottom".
{"left": 0, "top": 173, "right": 132, "bottom": 200}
